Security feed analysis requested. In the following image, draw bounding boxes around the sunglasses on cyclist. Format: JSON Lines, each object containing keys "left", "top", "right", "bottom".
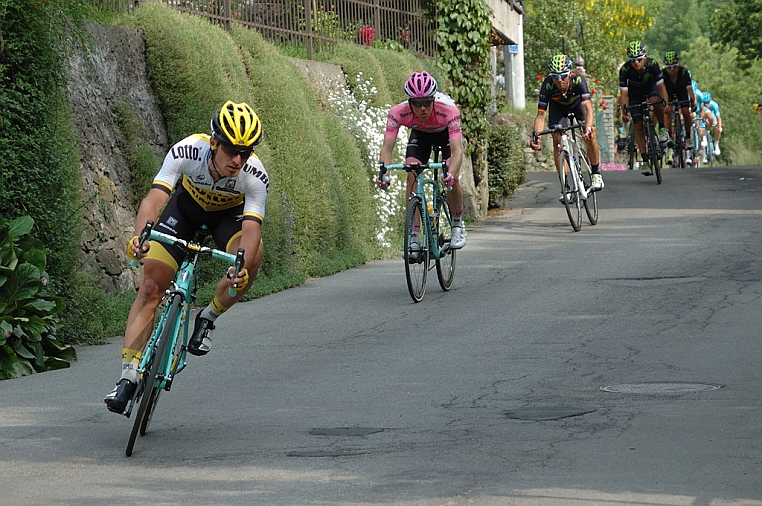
{"left": 663, "top": 64, "right": 678, "bottom": 70}
{"left": 218, "top": 142, "right": 253, "bottom": 160}
{"left": 630, "top": 56, "right": 645, "bottom": 63}
{"left": 550, "top": 72, "right": 570, "bottom": 80}
{"left": 409, "top": 99, "right": 434, "bottom": 108}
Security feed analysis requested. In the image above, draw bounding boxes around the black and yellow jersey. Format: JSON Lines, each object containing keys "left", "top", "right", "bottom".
{"left": 152, "top": 133, "right": 268, "bottom": 223}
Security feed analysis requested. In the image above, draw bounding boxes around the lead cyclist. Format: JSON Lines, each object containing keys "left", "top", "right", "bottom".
{"left": 104, "top": 101, "right": 269, "bottom": 415}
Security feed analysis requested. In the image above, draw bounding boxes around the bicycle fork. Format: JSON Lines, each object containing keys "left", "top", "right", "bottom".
{"left": 561, "top": 143, "right": 588, "bottom": 201}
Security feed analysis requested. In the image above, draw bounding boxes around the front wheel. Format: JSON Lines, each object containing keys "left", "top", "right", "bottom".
{"left": 578, "top": 153, "right": 598, "bottom": 225}
{"left": 559, "top": 151, "right": 582, "bottom": 232}
{"left": 126, "top": 294, "right": 180, "bottom": 456}
{"left": 646, "top": 121, "right": 662, "bottom": 184}
{"left": 435, "top": 195, "right": 456, "bottom": 291}
{"left": 404, "top": 197, "right": 429, "bottom": 302}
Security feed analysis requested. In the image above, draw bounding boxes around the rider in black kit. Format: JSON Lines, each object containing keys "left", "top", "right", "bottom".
{"left": 618, "top": 41, "right": 670, "bottom": 176}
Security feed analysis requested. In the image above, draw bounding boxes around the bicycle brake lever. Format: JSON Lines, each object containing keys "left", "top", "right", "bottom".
{"left": 228, "top": 248, "right": 245, "bottom": 297}
{"left": 131, "top": 220, "right": 154, "bottom": 267}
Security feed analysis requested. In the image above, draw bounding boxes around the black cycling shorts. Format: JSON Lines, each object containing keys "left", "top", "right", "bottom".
{"left": 547, "top": 101, "right": 587, "bottom": 129}
{"left": 406, "top": 129, "right": 451, "bottom": 163}
{"left": 147, "top": 185, "right": 243, "bottom": 270}
{"left": 627, "top": 83, "right": 661, "bottom": 122}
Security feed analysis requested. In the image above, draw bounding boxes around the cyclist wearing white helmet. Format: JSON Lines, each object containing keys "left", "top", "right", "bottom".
{"left": 618, "top": 41, "right": 671, "bottom": 176}
{"left": 105, "top": 100, "right": 269, "bottom": 415}
{"left": 530, "top": 54, "right": 604, "bottom": 196}
{"left": 377, "top": 71, "right": 466, "bottom": 250}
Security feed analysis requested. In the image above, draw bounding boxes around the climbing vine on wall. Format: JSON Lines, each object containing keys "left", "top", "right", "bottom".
{"left": 436, "top": 0, "right": 493, "bottom": 162}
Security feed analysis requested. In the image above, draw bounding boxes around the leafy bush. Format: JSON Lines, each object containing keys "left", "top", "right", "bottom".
{"left": 0, "top": 216, "right": 76, "bottom": 379}
{"left": 487, "top": 120, "right": 526, "bottom": 209}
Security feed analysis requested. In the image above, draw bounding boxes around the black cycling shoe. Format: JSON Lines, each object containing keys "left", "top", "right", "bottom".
{"left": 188, "top": 313, "right": 214, "bottom": 356}
{"left": 104, "top": 378, "right": 137, "bottom": 414}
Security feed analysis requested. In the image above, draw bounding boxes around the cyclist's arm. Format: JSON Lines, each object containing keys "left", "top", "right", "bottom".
{"left": 238, "top": 218, "right": 262, "bottom": 277}
{"left": 447, "top": 137, "right": 464, "bottom": 181}
{"left": 531, "top": 109, "right": 546, "bottom": 148}
{"left": 619, "top": 88, "right": 629, "bottom": 113}
{"left": 129, "top": 187, "right": 170, "bottom": 257}
{"left": 582, "top": 99, "right": 595, "bottom": 131}
{"left": 379, "top": 137, "right": 396, "bottom": 166}
{"left": 657, "top": 81, "right": 670, "bottom": 105}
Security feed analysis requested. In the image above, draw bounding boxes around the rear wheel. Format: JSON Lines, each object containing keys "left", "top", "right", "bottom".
{"left": 404, "top": 197, "right": 429, "bottom": 302}
{"left": 627, "top": 126, "right": 637, "bottom": 171}
{"left": 126, "top": 294, "right": 180, "bottom": 456}
{"left": 646, "top": 121, "right": 662, "bottom": 184}
{"left": 435, "top": 195, "right": 456, "bottom": 291}
{"left": 559, "top": 151, "right": 582, "bottom": 232}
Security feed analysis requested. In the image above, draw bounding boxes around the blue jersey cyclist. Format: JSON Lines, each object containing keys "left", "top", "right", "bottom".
{"left": 701, "top": 92, "right": 723, "bottom": 157}
{"left": 530, "top": 54, "right": 604, "bottom": 199}
{"left": 661, "top": 51, "right": 697, "bottom": 165}
{"left": 618, "top": 41, "right": 671, "bottom": 176}
{"left": 105, "top": 101, "right": 269, "bottom": 415}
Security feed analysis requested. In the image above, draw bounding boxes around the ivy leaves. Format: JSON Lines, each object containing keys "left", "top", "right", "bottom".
{"left": 436, "top": 0, "right": 494, "bottom": 156}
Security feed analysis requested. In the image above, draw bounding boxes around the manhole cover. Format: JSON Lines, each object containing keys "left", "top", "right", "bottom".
{"left": 309, "top": 427, "right": 384, "bottom": 437}
{"left": 505, "top": 406, "right": 596, "bottom": 421}
{"left": 600, "top": 382, "right": 722, "bottom": 394}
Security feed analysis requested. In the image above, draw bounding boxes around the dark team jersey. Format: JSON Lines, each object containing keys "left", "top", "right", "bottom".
{"left": 663, "top": 66, "right": 692, "bottom": 97}
{"left": 537, "top": 71, "right": 591, "bottom": 111}
{"left": 619, "top": 58, "right": 663, "bottom": 90}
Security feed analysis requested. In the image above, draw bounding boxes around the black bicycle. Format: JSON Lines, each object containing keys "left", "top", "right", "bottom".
{"left": 668, "top": 97, "right": 693, "bottom": 169}
{"left": 627, "top": 99, "right": 666, "bottom": 184}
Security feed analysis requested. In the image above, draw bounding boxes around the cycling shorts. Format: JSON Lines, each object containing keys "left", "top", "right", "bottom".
{"left": 627, "top": 84, "right": 661, "bottom": 122}
{"left": 406, "top": 129, "right": 451, "bottom": 163}
{"left": 147, "top": 184, "right": 244, "bottom": 271}
{"left": 548, "top": 101, "right": 588, "bottom": 129}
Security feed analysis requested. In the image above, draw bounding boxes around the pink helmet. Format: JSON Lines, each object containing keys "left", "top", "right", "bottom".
{"left": 404, "top": 71, "right": 438, "bottom": 99}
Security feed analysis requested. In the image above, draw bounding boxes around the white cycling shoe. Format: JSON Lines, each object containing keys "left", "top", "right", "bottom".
{"left": 450, "top": 226, "right": 466, "bottom": 249}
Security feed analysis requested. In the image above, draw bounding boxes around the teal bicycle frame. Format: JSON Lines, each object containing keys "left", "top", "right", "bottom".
{"left": 379, "top": 149, "right": 456, "bottom": 302}
{"left": 125, "top": 222, "right": 242, "bottom": 456}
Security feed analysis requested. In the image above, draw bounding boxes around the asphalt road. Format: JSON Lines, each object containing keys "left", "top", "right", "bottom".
{"left": 2, "top": 165, "right": 762, "bottom": 506}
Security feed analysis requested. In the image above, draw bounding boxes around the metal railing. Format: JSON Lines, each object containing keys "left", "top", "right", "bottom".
{"left": 92, "top": 0, "right": 437, "bottom": 59}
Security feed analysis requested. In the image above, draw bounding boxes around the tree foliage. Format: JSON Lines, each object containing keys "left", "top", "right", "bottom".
{"left": 712, "top": 0, "right": 762, "bottom": 68}
{"left": 524, "top": 0, "right": 655, "bottom": 95}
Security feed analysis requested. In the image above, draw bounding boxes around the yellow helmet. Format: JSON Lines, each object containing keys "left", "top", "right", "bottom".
{"left": 210, "top": 100, "right": 263, "bottom": 147}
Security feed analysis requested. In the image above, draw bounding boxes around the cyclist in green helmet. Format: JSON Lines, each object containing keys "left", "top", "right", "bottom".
{"left": 618, "top": 41, "right": 670, "bottom": 176}
{"left": 531, "top": 54, "right": 604, "bottom": 197}
{"left": 661, "top": 51, "right": 697, "bottom": 165}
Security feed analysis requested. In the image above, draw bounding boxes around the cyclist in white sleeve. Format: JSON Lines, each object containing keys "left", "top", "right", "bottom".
{"left": 105, "top": 100, "right": 269, "bottom": 415}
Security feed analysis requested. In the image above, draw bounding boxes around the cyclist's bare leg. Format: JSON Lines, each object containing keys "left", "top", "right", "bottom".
{"left": 446, "top": 179, "right": 463, "bottom": 215}
{"left": 682, "top": 107, "right": 693, "bottom": 139}
{"left": 405, "top": 157, "right": 423, "bottom": 236}
{"left": 584, "top": 136, "right": 600, "bottom": 166}
{"left": 123, "top": 259, "right": 176, "bottom": 352}
{"left": 634, "top": 120, "right": 647, "bottom": 155}
{"left": 651, "top": 99, "right": 667, "bottom": 130}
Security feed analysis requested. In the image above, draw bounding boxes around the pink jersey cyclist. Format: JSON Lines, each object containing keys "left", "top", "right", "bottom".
{"left": 378, "top": 71, "right": 466, "bottom": 250}
{"left": 384, "top": 92, "right": 462, "bottom": 141}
